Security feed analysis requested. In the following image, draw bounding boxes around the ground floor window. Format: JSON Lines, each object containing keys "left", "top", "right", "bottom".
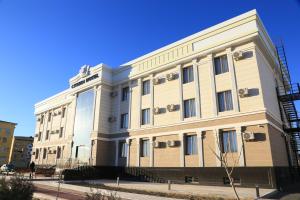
{"left": 185, "top": 135, "right": 198, "bottom": 155}
{"left": 119, "top": 141, "right": 127, "bottom": 158}
{"left": 221, "top": 130, "right": 238, "bottom": 153}
{"left": 140, "top": 139, "right": 149, "bottom": 157}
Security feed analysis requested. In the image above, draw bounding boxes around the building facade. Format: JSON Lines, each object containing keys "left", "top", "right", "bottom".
{"left": 0, "top": 120, "right": 17, "bottom": 165}
{"left": 8, "top": 136, "right": 33, "bottom": 168}
{"left": 31, "top": 10, "right": 298, "bottom": 187}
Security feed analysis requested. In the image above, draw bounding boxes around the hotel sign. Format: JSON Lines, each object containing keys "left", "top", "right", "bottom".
{"left": 71, "top": 74, "right": 99, "bottom": 88}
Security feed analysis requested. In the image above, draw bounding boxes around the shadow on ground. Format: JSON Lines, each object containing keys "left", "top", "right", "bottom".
{"left": 262, "top": 183, "right": 300, "bottom": 200}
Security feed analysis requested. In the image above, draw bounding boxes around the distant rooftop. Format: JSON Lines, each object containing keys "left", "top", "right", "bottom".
{"left": 0, "top": 120, "right": 17, "bottom": 125}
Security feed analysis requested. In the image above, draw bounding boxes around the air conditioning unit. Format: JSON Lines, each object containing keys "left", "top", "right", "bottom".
{"left": 51, "top": 131, "right": 55, "bottom": 134}
{"left": 48, "top": 150, "right": 52, "bottom": 154}
{"left": 152, "top": 141, "right": 160, "bottom": 148}
{"left": 153, "top": 77, "right": 160, "bottom": 85}
{"left": 53, "top": 150, "right": 57, "bottom": 154}
{"left": 56, "top": 130, "right": 60, "bottom": 133}
{"left": 110, "top": 91, "right": 118, "bottom": 97}
{"left": 108, "top": 116, "right": 116, "bottom": 122}
{"left": 58, "top": 111, "right": 62, "bottom": 115}
{"left": 166, "top": 73, "right": 176, "bottom": 81}
{"left": 37, "top": 118, "right": 41, "bottom": 122}
{"left": 34, "top": 134, "right": 38, "bottom": 137}
{"left": 238, "top": 88, "right": 249, "bottom": 97}
{"left": 167, "top": 140, "right": 176, "bottom": 147}
{"left": 167, "top": 104, "right": 176, "bottom": 112}
{"left": 153, "top": 107, "right": 160, "bottom": 114}
{"left": 233, "top": 51, "right": 244, "bottom": 60}
{"left": 243, "top": 132, "right": 255, "bottom": 141}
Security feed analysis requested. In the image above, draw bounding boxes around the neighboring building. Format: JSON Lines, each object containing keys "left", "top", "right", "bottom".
{"left": 8, "top": 136, "right": 33, "bottom": 168}
{"left": 0, "top": 120, "right": 17, "bottom": 165}
{"left": 31, "top": 10, "right": 300, "bottom": 188}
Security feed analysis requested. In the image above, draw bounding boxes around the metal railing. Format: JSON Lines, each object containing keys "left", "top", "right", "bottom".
{"left": 277, "top": 83, "right": 300, "bottom": 96}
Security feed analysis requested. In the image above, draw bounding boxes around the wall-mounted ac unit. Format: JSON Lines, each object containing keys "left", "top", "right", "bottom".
{"left": 108, "top": 116, "right": 116, "bottom": 122}
{"left": 110, "top": 91, "right": 118, "bottom": 97}
{"left": 153, "top": 107, "right": 160, "bottom": 114}
{"left": 166, "top": 73, "right": 176, "bottom": 81}
{"left": 243, "top": 132, "right": 255, "bottom": 141}
{"left": 167, "top": 140, "right": 176, "bottom": 147}
{"left": 48, "top": 150, "right": 52, "bottom": 154}
{"left": 37, "top": 118, "right": 41, "bottom": 122}
{"left": 51, "top": 131, "right": 55, "bottom": 134}
{"left": 167, "top": 104, "right": 176, "bottom": 112}
{"left": 238, "top": 88, "right": 249, "bottom": 97}
{"left": 53, "top": 150, "right": 57, "bottom": 154}
{"left": 56, "top": 130, "right": 60, "bottom": 133}
{"left": 152, "top": 141, "right": 160, "bottom": 148}
{"left": 153, "top": 77, "right": 160, "bottom": 85}
{"left": 233, "top": 51, "right": 244, "bottom": 60}
{"left": 58, "top": 111, "right": 62, "bottom": 115}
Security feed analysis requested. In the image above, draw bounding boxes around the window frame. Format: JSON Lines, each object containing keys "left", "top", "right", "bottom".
{"left": 185, "top": 135, "right": 198, "bottom": 155}
{"left": 122, "top": 87, "right": 129, "bottom": 101}
{"left": 214, "top": 55, "right": 229, "bottom": 75}
{"left": 217, "top": 90, "right": 233, "bottom": 112}
{"left": 120, "top": 113, "right": 129, "bottom": 129}
{"left": 182, "top": 66, "right": 194, "bottom": 84}
{"left": 119, "top": 141, "right": 127, "bottom": 158}
{"left": 140, "top": 139, "right": 150, "bottom": 157}
{"left": 141, "top": 108, "right": 150, "bottom": 125}
{"left": 184, "top": 98, "right": 196, "bottom": 118}
{"left": 142, "top": 80, "right": 150, "bottom": 95}
{"left": 221, "top": 130, "right": 238, "bottom": 153}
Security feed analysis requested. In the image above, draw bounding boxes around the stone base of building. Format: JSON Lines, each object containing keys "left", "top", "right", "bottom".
{"left": 63, "top": 166, "right": 300, "bottom": 189}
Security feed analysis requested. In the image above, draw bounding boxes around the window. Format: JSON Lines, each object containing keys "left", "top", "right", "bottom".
{"left": 142, "top": 80, "right": 150, "bottom": 95}
{"left": 48, "top": 112, "right": 52, "bottom": 122}
{"left": 120, "top": 113, "right": 128, "bottom": 129}
{"left": 122, "top": 87, "right": 129, "bottom": 101}
{"left": 5, "top": 128, "right": 10, "bottom": 136}
{"left": 59, "top": 127, "right": 64, "bottom": 138}
{"left": 38, "top": 132, "right": 42, "bottom": 141}
{"left": 43, "top": 148, "right": 47, "bottom": 159}
{"left": 40, "top": 115, "right": 44, "bottom": 124}
{"left": 184, "top": 99, "right": 196, "bottom": 118}
{"left": 217, "top": 90, "right": 233, "bottom": 112}
{"left": 185, "top": 135, "right": 198, "bottom": 155}
{"left": 214, "top": 55, "right": 229, "bottom": 75}
{"left": 140, "top": 139, "right": 149, "bottom": 157}
{"left": 141, "top": 108, "right": 150, "bottom": 125}
{"left": 119, "top": 141, "right": 127, "bottom": 158}
{"left": 45, "top": 130, "right": 49, "bottom": 140}
{"left": 56, "top": 146, "right": 61, "bottom": 159}
{"left": 182, "top": 66, "right": 194, "bottom": 84}
{"left": 221, "top": 130, "right": 238, "bottom": 153}
{"left": 35, "top": 149, "right": 39, "bottom": 159}
{"left": 62, "top": 107, "right": 66, "bottom": 118}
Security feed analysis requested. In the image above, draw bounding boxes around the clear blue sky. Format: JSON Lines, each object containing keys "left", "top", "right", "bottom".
{"left": 0, "top": 0, "right": 299, "bottom": 137}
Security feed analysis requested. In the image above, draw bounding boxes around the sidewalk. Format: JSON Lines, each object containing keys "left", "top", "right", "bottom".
{"left": 34, "top": 180, "right": 184, "bottom": 200}
{"left": 34, "top": 179, "right": 276, "bottom": 199}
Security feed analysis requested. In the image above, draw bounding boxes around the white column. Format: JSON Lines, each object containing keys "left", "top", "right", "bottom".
{"left": 116, "top": 85, "right": 122, "bottom": 131}
{"left": 149, "top": 137, "right": 154, "bottom": 167}
{"left": 179, "top": 133, "right": 185, "bottom": 167}
{"left": 128, "top": 81, "right": 132, "bottom": 129}
{"left": 197, "top": 130, "right": 204, "bottom": 167}
{"left": 193, "top": 59, "right": 201, "bottom": 118}
{"left": 227, "top": 48, "right": 240, "bottom": 112}
{"left": 126, "top": 139, "right": 130, "bottom": 167}
{"left": 137, "top": 78, "right": 142, "bottom": 128}
{"left": 214, "top": 129, "right": 222, "bottom": 167}
{"left": 208, "top": 54, "right": 217, "bottom": 117}
{"left": 136, "top": 138, "right": 140, "bottom": 167}
{"left": 92, "top": 85, "right": 101, "bottom": 136}
{"left": 115, "top": 140, "right": 119, "bottom": 166}
{"left": 150, "top": 74, "right": 154, "bottom": 126}
{"left": 235, "top": 126, "right": 245, "bottom": 166}
{"left": 177, "top": 64, "right": 184, "bottom": 121}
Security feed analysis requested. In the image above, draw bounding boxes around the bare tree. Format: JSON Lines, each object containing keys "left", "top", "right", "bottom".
{"left": 209, "top": 132, "right": 243, "bottom": 200}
